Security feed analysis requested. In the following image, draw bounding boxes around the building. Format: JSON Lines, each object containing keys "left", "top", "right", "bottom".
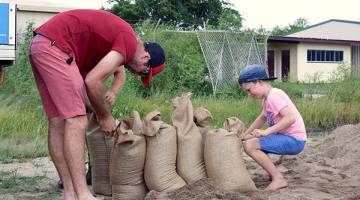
{"left": 267, "top": 19, "right": 360, "bottom": 82}
{"left": 0, "top": 0, "right": 72, "bottom": 67}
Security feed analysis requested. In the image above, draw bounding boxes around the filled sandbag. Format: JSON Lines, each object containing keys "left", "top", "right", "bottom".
{"left": 110, "top": 111, "right": 147, "bottom": 200}
{"left": 143, "top": 110, "right": 186, "bottom": 192}
{"left": 223, "top": 116, "right": 246, "bottom": 135}
{"left": 171, "top": 93, "right": 207, "bottom": 184}
{"left": 193, "top": 107, "right": 213, "bottom": 150}
{"left": 204, "top": 122, "right": 257, "bottom": 192}
{"left": 194, "top": 107, "right": 213, "bottom": 135}
{"left": 86, "top": 113, "right": 114, "bottom": 196}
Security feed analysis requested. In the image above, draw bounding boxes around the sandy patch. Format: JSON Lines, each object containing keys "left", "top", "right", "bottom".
{"left": 146, "top": 123, "right": 360, "bottom": 200}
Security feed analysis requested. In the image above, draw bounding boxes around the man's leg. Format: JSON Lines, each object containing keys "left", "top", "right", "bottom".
{"left": 48, "top": 118, "right": 76, "bottom": 200}
{"left": 243, "top": 138, "right": 288, "bottom": 191}
{"left": 64, "top": 115, "right": 102, "bottom": 200}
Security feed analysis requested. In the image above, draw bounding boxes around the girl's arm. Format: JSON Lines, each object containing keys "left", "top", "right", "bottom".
{"left": 240, "top": 113, "right": 267, "bottom": 140}
{"left": 252, "top": 106, "right": 295, "bottom": 137}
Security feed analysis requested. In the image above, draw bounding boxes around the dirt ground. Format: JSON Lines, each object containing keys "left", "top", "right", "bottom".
{"left": 146, "top": 123, "right": 360, "bottom": 200}
{"left": 1, "top": 123, "right": 360, "bottom": 199}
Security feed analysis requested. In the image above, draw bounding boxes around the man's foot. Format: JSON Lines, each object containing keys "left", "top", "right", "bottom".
{"left": 265, "top": 178, "right": 288, "bottom": 192}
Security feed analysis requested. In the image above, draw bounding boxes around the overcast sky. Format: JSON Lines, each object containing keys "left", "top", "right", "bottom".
{"left": 45, "top": 0, "right": 360, "bottom": 29}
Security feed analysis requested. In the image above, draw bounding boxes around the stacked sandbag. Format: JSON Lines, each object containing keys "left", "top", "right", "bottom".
{"left": 194, "top": 107, "right": 213, "bottom": 136}
{"left": 143, "top": 110, "right": 186, "bottom": 192}
{"left": 86, "top": 113, "right": 114, "bottom": 196}
{"left": 193, "top": 107, "right": 213, "bottom": 151}
{"left": 204, "top": 117, "right": 257, "bottom": 193}
{"left": 110, "top": 111, "right": 147, "bottom": 200}
{"left": 171, "top": 93, "right": 207, "bottom": 184}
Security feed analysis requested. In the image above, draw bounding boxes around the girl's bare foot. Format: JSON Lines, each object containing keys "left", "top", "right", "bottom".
{"left": 265, "top": 178, "right": 288, "bottom": 192}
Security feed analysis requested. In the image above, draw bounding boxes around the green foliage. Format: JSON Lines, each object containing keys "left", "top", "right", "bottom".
{"left": 0, "top": 94, "right": 48, "bottom": 161}
{"left": 107, "top": 0, "right": 242, "bottom": 30}
{"left": 272, "top": 82, "right": 304, "bottom": 99}
{"left": 129, "top": 23, "right": 213, "bottom": 95}
{"left": 217, "top": 4, "right": 243, "bottom": 31}
{"left": 1, "top": 23, "right": 39, "bottom": 102}
{"left": 328, "top": 67, "right": 360, "bottom": 103}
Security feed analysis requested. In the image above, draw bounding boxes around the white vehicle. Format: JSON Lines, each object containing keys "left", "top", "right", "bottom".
{"left": 0, "top": 3, "right": 15, "bottom": 83}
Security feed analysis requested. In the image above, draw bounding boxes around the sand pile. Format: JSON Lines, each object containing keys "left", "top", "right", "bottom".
{"left": 145, "top": 123, "right": 360, "bottom": 200}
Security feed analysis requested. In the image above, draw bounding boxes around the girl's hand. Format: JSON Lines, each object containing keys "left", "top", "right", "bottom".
{"left": 251, "top": 129, "right": 267, "bottom": 138}
{"left": 239, "top": 133, "right": 256, "bottom": 141}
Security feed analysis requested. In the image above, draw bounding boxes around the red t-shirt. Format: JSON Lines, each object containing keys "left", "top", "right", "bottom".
{"left": 34, "top": 9, "right": 137, "bottom": 77}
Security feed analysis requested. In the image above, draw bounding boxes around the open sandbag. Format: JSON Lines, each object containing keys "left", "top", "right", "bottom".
{"left": 171, "top": 93, "right": 207, "bottom": 184}
{"left": 223, "top": 117, "right": 246, "bottom": 135}
{"left": 110, "top": 111, "right": 147, "bottom": 200}
{"left": 194, "top": 107, "right": 213, "bottom": 135}
{"left": 143, "top": 110, "right": 186, "bottom": 192}
{"left": 86, "top": 113, "right": 115, "bottom": 196}
{"left": 204, "top": 125, "right": 257, "bottom": 192}
{"left": 193, "top": 107, "right": 213, "bottom": 150}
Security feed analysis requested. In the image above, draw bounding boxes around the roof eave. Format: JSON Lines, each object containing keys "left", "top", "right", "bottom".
{"left": 268, "top": 36, "right": 360, "bottom": 45}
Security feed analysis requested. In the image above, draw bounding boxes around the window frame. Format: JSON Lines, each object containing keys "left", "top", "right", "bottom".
{"left": 307, "top": 49, "right": 344, "bottom": 63}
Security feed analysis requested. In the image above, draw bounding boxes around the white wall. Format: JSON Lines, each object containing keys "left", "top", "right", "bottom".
{"left": 268, "top": 42, "right": 351, "bottom": 82}
{"left": 268, "top": 43, "right": 298, "bottom": 81}
{"left": 296, "top": 43, "right": 351, "bottom": 82}
{"left": 16, "top": 5, "right": 72, "bottom": 42}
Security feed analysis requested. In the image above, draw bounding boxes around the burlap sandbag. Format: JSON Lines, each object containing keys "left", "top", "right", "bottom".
{"left": 194, "top": 107, "right": 213, "bottom": 135}
{"left": 193, "top": 107, "right": 213, "bottom": 151}
{"left": 143, "top": 110, "right": 186, "bottom": 192}
{"left": 110, "top": 111, "right": 147, "bottom": 200}
{"left": 171, "top": 93, "right": 207, "bottom": 184}
{"left": 224, "top": 116, "right": 246, "bottom": 135}
{"left": 204, "top": 120, "right": 257, "bottom": 192}
{"left": 86, "top": 113, "right": 115, "bottom": 196}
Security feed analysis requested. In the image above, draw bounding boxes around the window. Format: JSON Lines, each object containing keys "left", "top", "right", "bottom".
{"left": 307, "top": 49, "right": 343, "bottom": 62}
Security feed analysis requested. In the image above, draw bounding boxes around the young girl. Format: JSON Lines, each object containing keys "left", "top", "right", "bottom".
{"left": 238, "top": 64, "right": 307, "bottom": 191}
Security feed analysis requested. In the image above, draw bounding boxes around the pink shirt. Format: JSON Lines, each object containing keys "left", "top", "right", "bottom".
{"left": 262, "top": 88, "right": 307, "bottom": 141}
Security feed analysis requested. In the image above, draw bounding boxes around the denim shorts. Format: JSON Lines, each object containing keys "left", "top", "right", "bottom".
{"left": 259, "top": 133, "right": 306, "bottom": 155}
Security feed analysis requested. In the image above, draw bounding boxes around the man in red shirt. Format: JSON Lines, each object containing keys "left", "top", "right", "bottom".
{"left": 29, "top": 9, "right": 165, "bottom": 200}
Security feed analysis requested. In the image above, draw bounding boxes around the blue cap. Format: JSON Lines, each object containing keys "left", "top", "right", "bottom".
{"left": 238, "top": 64, "right": 277, "bottom": 84}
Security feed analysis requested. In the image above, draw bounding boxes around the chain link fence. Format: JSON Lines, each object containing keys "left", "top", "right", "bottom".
{"left": 197, "top": 31, "right": 267, "bottom": 94}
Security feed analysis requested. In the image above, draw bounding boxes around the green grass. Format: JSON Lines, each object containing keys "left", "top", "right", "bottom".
{"left": 0, "top": 170, "right": 62, "bottom": 200}
{"left": 2, "top": 83, "right": 360, "bottom": 161}
{"left": 0, "top": 94, "right": 48, "bottom": 162}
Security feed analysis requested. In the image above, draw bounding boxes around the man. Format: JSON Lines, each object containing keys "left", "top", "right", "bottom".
{"left": 29, "top": 9, "right": 165, "bottom": 200}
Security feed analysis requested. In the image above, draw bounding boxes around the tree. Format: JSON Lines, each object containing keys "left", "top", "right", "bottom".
{"left": 107, "top": 0, "right": 243, "bottom": 30}
{"left": 218, "top": 6, "right": 243, "bottom": 31}
{"left": 271, "top": 18, "right": 310, "bottom": 36}
{"left": 106, "top": 0, "right": 141, "bottom": 23}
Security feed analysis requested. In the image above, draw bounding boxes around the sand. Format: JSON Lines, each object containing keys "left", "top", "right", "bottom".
{"left": 145, "top": 123, "right": 360, "bottom": 200}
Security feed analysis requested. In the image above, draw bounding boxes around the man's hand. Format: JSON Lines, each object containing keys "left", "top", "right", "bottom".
{"left": 98, "top": 114, "right": 116, "bottom": 136}
{"left": 105, "top": 91, "right": 116, "bottom": 105}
